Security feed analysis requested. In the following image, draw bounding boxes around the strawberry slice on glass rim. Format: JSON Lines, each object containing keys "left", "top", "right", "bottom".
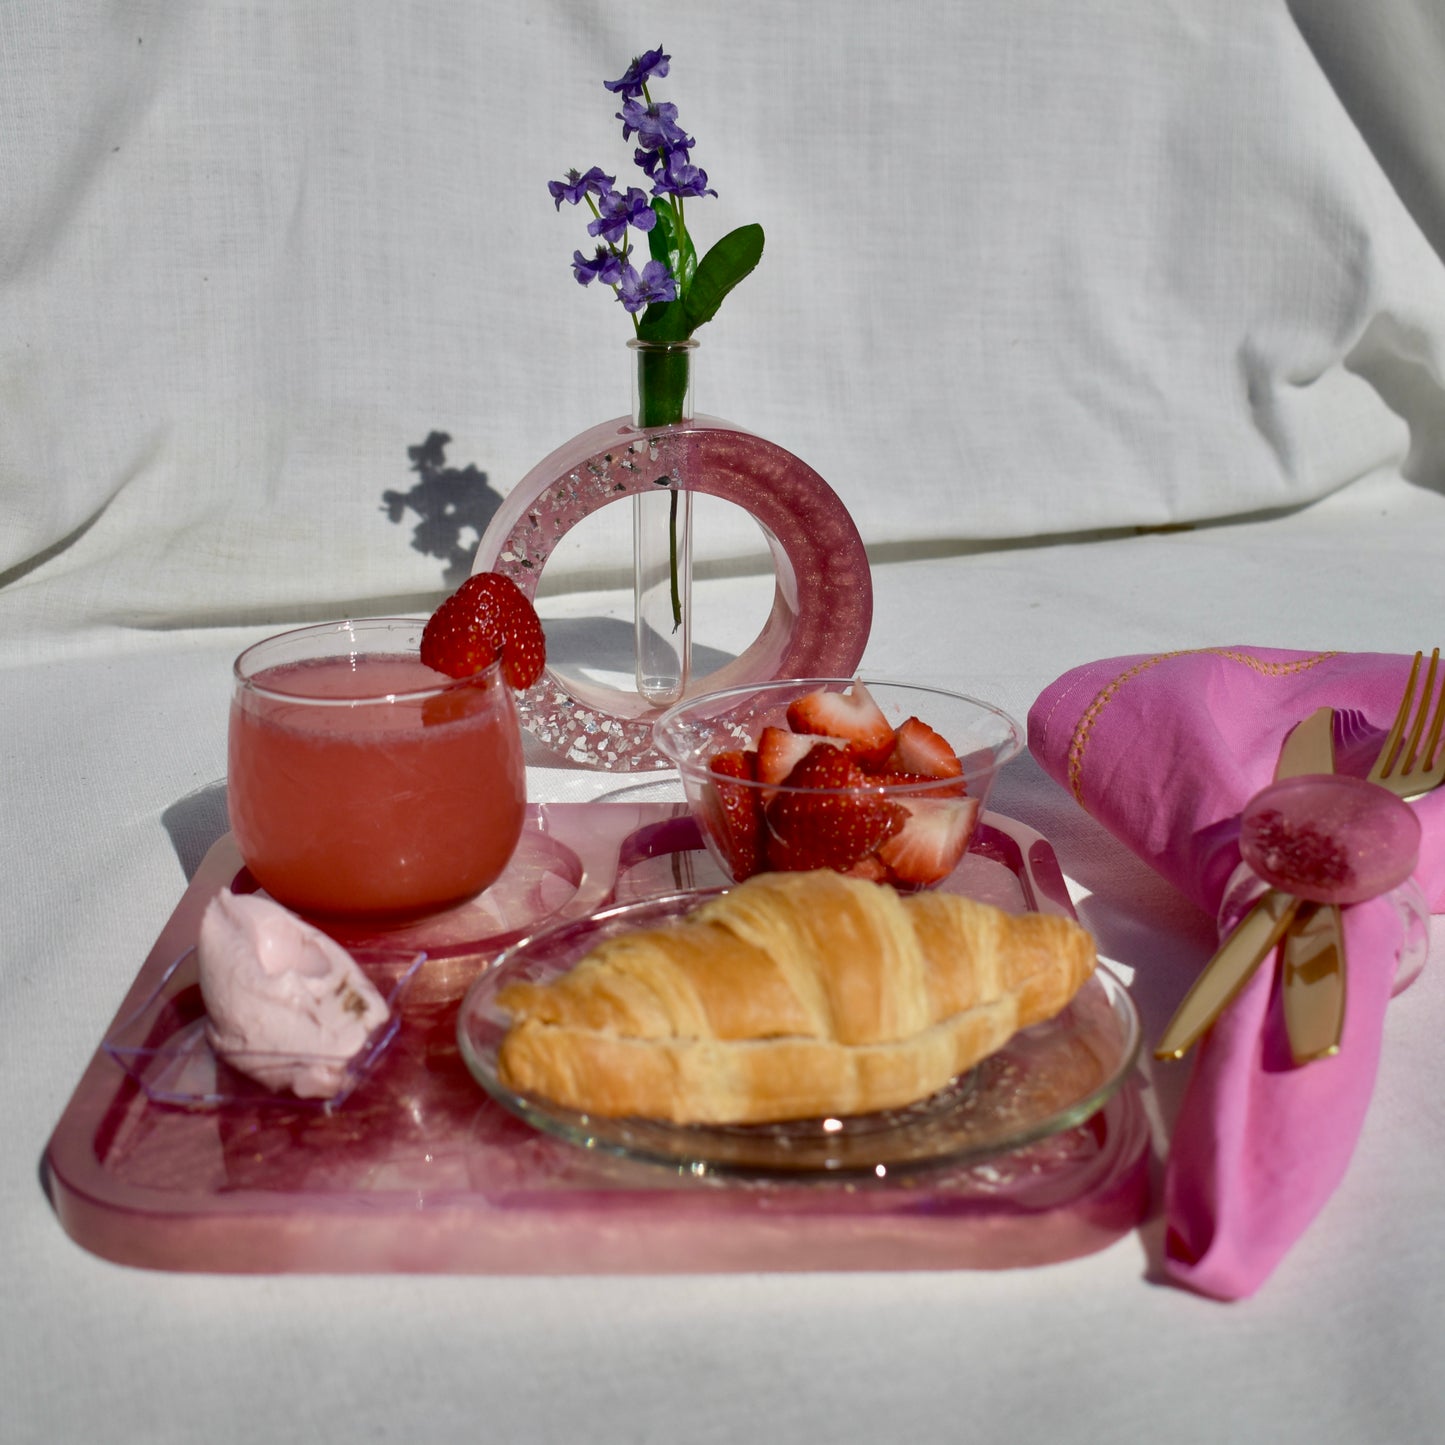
{"left": 420, "top": 572, "right": 547, "bottom": 691}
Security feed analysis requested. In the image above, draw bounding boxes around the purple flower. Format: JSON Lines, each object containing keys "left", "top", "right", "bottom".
{"left": 586, "top": 185, "right": 657, "bottom": 244}
{"left": 547, "top": 165, "right": 614, "bottom": 210}
{"left": 617, "top": 259, "right": 678, "bottom": 313}
{"left": 572, "top": 246, "right": 624, "bottom": 287}
{"left": 652, "top": 150, "right": 716, "bottom": 200}
{"left": 602, "top": 47, "right": 670, "bottom": 99}
{"left": 616, "top": 98, "right": 692, "bottom": 154}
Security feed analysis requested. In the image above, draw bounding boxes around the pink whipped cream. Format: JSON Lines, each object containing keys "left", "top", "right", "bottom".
{"left": 197, "top": 889, "right": 389, "bottom": 1098}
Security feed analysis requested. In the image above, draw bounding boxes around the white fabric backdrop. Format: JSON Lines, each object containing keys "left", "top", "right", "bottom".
{"left": 8, "top": 3, "right": 1445, "bottom": 1442}
{"left": 5, "top": 0, "right": 1445, "bottom": 647}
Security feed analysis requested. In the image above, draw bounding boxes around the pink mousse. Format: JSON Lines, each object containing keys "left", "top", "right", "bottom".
{"left": 197, "top": 889, "right": 388, "bottom": 1098}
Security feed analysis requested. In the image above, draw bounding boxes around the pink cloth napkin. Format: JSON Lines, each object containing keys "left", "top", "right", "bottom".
{"left": 1028, "top": 647, "right": 1445, "bottom": 1300}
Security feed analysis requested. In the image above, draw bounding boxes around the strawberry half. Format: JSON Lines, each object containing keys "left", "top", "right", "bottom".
{"left": 878, "top": 716, "right": 963, "bottom": 780}
{"left": 763, "top": 744, "right": 907, "bottom": 873}
{"left": 785, "top": 680, "right": 896, "bottom": 766}
{"left": 702, "top": 749, "right": 764, "bottom": 880}
{"left": 756, "top": 725, "right": 840, "bottom": 787}
{"left": 421, "top": 572, "right": 546, "bottom": 690}
{"left": 877, "top": 796, "right": 981, "bottom": 889}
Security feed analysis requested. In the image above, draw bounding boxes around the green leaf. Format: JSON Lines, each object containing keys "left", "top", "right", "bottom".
{"left": 683, "top": 223, "right": 765, "bottom": 333}
{"left": 647, "top": 197, "right": 696, "bottom": 293}
{"left": 635, "top": 299, "right": 691, "bottom": 344}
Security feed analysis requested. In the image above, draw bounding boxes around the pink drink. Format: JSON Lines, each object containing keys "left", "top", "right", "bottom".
{"left": 228, "top": 622, "right": 525, "bottom": 919}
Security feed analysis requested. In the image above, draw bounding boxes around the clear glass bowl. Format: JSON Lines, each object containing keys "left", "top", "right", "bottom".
{"left": 652, "top": 677, "right": 1024, "bottom": 890}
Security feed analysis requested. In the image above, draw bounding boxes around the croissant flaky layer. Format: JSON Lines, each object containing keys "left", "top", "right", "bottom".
{"left": 496, "top": 871, "right": 1097, "bottom": 1124}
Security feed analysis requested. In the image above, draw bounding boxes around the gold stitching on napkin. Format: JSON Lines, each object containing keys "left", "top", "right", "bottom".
{"left": 1065, "top": 649, "right": 1340, "bottom": 805}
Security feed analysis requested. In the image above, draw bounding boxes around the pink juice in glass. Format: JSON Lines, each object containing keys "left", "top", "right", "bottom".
{"left": 228, "top": 620, "right": 525, "bottom": 919}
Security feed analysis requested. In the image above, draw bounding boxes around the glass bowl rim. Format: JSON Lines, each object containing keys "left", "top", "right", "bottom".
{"left": 653, "top": 675, "right": 1025, "bottom": 791}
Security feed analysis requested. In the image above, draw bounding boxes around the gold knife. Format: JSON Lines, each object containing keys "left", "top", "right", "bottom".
{"left": 1154, "top": 888, "right": 1301, "bottom": 1059}
{"left": 1272, "top": 707, "right": 1347, "bottom": 1063}
{"left": 1154, "top": 707, "right": 1342, "bottom": 1062}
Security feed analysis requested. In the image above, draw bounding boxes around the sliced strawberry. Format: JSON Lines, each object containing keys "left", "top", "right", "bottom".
{"left": 756, "top": 725, "right": 841, "bottom": 786}
{"left": 867, "top": 769, "right": 968, "bottom": 799}
{"left": 763, "top": 745, "right": 907, "bottom": 873}
{"left": 702, "top": 749, "right": 763, "bottom": 880}
{"left": 866, "top": 770, "right": 935, "bottom": 786}
{"left": 785, "top": 681, "right": 896, "bottom": 766}
{"left": 421, "top": 572, "right": 546, "bottom": 691}
{"left": 877, "top": 796, "right": 981, "bottom": 889}
{"left": 842, "top": 853, "right": 889, "bottom": 883}
{"left": 878, "top": 716, "right": 963, "bottom": 780}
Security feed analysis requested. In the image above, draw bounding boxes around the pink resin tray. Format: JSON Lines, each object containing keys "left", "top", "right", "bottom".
{"left": 44, "top": 804, "right": 1152, "bottom": 1274}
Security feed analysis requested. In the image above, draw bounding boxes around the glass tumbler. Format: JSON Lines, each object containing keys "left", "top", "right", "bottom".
{"left": 228, "top": 618, "right": 525, "bottom": 919}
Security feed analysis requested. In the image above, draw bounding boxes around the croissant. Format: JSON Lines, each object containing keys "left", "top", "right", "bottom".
{"left": 495, "top": 871, "right": 1096, "bottom": 1125}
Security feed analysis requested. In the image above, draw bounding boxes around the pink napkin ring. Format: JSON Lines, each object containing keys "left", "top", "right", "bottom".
{"left": 1156, "top": 775, "right": 1421, "bottom": 1062}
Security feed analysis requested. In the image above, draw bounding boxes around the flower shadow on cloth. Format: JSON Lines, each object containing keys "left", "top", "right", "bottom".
{"left": 382, "top": 432, "right": 505, "bottom": 588}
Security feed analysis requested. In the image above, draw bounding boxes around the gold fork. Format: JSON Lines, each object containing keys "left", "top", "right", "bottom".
{"left": 1368, "top": 649, "right": 1445, "bottom": 799}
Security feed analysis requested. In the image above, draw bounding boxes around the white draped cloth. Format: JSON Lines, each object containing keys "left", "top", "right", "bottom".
{"left": 5, "top": 3, "right": 1445, "bottom": 1442}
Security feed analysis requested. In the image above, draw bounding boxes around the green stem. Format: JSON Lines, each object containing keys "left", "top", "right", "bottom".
{"left": 673, "top": 192, "right": 687, "bottom": 267}
{"left": 583, "top": 193, "right": 636, "bottom": 330}
{"left": 635, "top": 343, "right": 690, "bottom": 632}
{"left": 642, "top": 78, "right": 689, "bottom": 292}
{"left": 667, "top": 486, "right": 682, "bottom": 631}
{"left": 635, "top": 81, "right": 688, "bottom": 635}
{"left": 635, "top": 346, "right": 690, "bottom": 428}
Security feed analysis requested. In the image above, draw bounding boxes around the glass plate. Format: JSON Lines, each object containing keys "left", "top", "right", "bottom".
{"left": 457, "top": 890, "right": 1141, "bottom": 1180}
{"left": 278, "top": 824, "right": 586, "bottom": 961}
{"left": 104, "top": 946, "right": 426, "bottom": 1111}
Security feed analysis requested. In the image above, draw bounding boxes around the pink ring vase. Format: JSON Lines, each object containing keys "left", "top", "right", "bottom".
{"left": 472, "top": 415, "right": 873, "bottom": 770}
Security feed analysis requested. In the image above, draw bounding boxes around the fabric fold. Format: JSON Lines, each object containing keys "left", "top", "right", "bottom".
{"left": 1028, "top": 647, "right": 1445, "bottom": 1299}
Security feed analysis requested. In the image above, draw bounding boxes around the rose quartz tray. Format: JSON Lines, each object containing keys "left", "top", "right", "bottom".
{"left": 44, "top": 804, "right": 1152, "bottom": 1274}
